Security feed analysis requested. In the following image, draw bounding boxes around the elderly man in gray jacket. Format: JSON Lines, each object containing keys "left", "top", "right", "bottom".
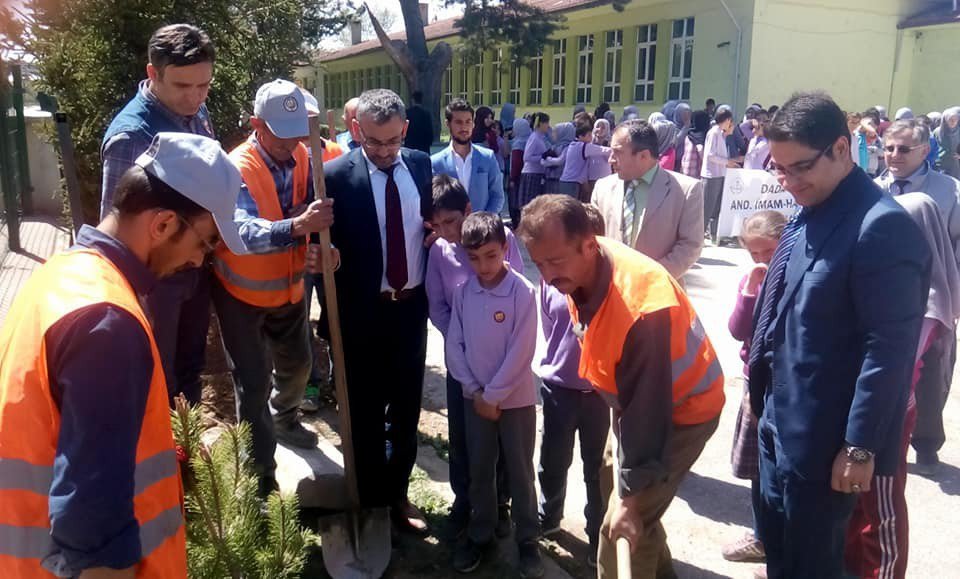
{"left": 876, "top": 118, "right": 960, "bottom": 475}
{"left": 592, "top": 119, "right": 704, "bottom": 281}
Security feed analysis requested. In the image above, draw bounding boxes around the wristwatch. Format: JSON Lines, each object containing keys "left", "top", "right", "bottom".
{"left": 844, "top": 445, "right": 874, "bottom": 464}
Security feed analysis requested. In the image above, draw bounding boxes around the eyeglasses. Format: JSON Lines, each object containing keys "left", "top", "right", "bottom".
{"left": 883, "top": 144, "right": 921, "bottom": 154}
{"left": 177, "top": 214, "right": 219, "bottom": 254}
{"left": 358, "top": 129, "right": 404, "bottom": 151}
{"left": 767, "top": 144, "right": 832, "bottom": 179}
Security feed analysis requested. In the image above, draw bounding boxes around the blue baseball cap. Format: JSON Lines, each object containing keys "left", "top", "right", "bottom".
{"left": 254, "top": 79, "right": 309, "bottom": 139}
{"left": 135, "top": 133, "right": 248, "bottom": 255}
{"left": 300, "top": 88, "right": 320, "bottom": 116}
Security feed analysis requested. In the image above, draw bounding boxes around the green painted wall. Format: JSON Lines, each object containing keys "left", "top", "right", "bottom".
{"left": 746, "top": 0, "right": 908, "bottom": 114}
{"left": 891, "top": 23, "right": 960, "bottom": 115}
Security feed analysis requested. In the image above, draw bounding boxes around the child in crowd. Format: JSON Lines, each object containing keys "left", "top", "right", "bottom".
{"left": 492, "top": 121, "right": 510, "bottom": 189}
{"left": 518, "top": 113, "right": 552, "bottom": 214}
{"left": 557, "top": 116, "right": 613, "bottom": 202}
{"left": 743, "top": 110, "right": 771, "bottom": 170}
{"left": 445, "top": 212, "right": 543, "bottom": 578}
{"left": 722, "top": 210, "right": 787, "bottom": 566}
{"left": 536, "top": 203, "right": 610, "bottom": 568}
{"left": 542, "top": 122, "right": 575, "bottom": 195}
{"left": 425, "top": 175, "right": 524, "bottom": 535}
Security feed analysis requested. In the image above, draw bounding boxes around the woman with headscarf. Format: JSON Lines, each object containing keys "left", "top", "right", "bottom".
{"left": 672, "top": 103, "right": 693, "bottom": 171}
{"left": 928, "top": 111, "right": 942, "bottom": 130}
{"left": 648, "top": 111, "right": 668, "bottom": 125}
{"left": 935, "top": 106, "right": 960, "bottom": 178}
{"left": 895, "top": 107, "right": 914, "bottom": 121}
{"left": 603, "top": 110, "right": 616, "bottom": 127}
{"left": 843, "top": 192, "right": 960, "bottom": 579}
{"left": 653, "top": 120, "right": 679, "bottom": 170}
{"left": 500, "top": 103, "right": 516, "bottom": 137}
{"left": 573, "top": 104, "right": 586, "bottom": 120}
{"left": 594, "top": 102, "right": 611, "bottom": 124}
{"left": 661, "top": 100, "right": 680, "bottom": 122}
{"left": 622, "top": 105, "right": 640, "bottom": 121}
{"left": 542, "top": 122, "right": 575, "bottom": 195}
{"left": 472, "top": 106, "right": 495, "bottom": 146}
{"left": 509, "top": 117, "right": 533, "bottom": 225}
{"left": 587, "top": 118, "right": 613, "bottom": 190}
{"left": 680, "top": 109, "right": 710, "bottom": 178}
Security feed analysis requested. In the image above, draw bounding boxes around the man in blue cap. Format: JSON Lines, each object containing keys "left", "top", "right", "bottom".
{"left": 211, "top": 79, "right": 334, "bottom": 496}
{"left": 100, "top": 23, "right": 218, "bottom": 407}
{"left": 0, "top": 133, "right": 246, "bottom": 578}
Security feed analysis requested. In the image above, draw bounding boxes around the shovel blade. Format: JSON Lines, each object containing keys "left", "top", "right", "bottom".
{"left": 319, "top": 508, "right": 391, "bottom": 579}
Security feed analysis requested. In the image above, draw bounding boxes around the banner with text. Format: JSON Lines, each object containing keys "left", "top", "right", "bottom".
{"left": 717, "top": 169, "right": 799, "bottom": 238}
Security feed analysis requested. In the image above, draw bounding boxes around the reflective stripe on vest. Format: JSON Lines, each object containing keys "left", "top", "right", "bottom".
{"left": 0, "top": 249, "right": 186, "bottom": 578}
{"left": 571, "top": 237, "right": 725, "bottom": 425}
{"left": 214, "top": 140, "right": 309, "bottom": 308}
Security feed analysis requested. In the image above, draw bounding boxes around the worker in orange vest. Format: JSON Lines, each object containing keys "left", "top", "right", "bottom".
{"left": 0, "top": 133, "right": 247, "bottom": 578}
{"left": 210, "top": 79, "right": 335, "bottom": 497}
{"left": 518, "top": 194, "right": 725, "bottom": 579}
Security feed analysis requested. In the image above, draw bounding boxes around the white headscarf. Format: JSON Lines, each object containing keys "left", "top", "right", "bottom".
{"left": 895, "top": 107, "right": 914, "bottom": 121}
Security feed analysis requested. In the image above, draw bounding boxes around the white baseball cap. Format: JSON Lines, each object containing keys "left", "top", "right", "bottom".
{"left": 135, "top": 132, "right": 247, "bottom": 255}
{"left": 254, "top": 79, "right": 309, "bottom": 139}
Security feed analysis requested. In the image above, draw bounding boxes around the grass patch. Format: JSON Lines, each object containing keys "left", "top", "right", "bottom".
{"left": 417, "top": 429, "right": 451, "bottom": 461}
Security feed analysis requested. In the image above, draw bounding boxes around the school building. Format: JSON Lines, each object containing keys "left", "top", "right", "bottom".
{"left": 297, "top": 0, "right": 960, "bottom": 122}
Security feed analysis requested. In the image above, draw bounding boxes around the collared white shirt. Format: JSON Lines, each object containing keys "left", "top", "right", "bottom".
{"left": 362, "top": 149, "right": 426, "bottom": 291}
{"left": 452, "top": 144, "right": 473, "bottom": 194}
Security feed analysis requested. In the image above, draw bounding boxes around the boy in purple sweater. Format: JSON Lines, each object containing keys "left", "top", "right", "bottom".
{"left": 445, "top": 212, "right": 543, "bottom": 578}
{"left": 536, "top": 204, "right": 610, "bottom": 568}
{"left": 426, "top": 175, "right": 524, "bottom": 534}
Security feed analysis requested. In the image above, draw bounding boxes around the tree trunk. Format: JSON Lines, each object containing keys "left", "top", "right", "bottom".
{"left": 365, "top": 0, "right": 451, "bottom": 143}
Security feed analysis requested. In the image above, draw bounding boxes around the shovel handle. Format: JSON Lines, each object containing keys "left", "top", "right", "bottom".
{"left": 611, "top": 409, "right": 632, "bottom": 579}
{"left": 308, "top": 118, "right": 361, "bottom": 508}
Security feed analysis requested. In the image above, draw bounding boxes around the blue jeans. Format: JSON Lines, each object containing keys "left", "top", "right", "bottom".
{"left": 537, "top": 381, "right": 609, "bottom": 549}
{"left": 757, "top": 400, "right": 856, "bottom": 579}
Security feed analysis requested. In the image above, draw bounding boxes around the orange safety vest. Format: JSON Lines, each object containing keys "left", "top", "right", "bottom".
{"left": 319, "top": 137, "right": 344, "bottom": 163}
{"left": 0, "top": 249, "right": 186, "bottom": 578}
{"left": 213, "top": 140, "right": 310, "bottom": 308}
{"left": 571, "top": 237, "right": 725, "bottom": 425}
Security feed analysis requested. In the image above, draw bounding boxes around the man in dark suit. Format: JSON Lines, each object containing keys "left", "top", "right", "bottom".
{"left": 324, "top": 89, "right": 433, "bottom": 533}
{"left": 748, "top": 92, "right": 931, "bottom": 579}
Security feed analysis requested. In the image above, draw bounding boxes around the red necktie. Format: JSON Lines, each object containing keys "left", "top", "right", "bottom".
{"left": 383, "top": 164, "right": 408, "bottom": 291}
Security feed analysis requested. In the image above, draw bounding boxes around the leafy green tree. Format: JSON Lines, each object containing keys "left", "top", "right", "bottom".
{"left": 6, "top": 0, "right": 352, "bottom": 223}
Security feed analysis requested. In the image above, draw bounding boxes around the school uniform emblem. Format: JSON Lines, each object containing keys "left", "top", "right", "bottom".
{"left": 494, "top": 311, "right": 506, "bottom": 323}
{"left": 283, "top": 96, "right": 299, "bottom": 112}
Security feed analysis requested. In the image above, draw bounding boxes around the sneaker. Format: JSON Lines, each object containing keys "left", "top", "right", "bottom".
{"left": 300, "top": 381, "right": 321, "bottom": 413}
{"left": 453, "top": 538, "right": 488, "bottom": 573}
{"left": 495, "top": 504, "right": 512, "bottom": 538}
{"left": 722, "top": 532, "right": 766, "bottom": 563}
{"left": 275, "top": 421, "right": 318, "bottom": 449}
{"left": 916, "top": 451, "right": 940, "bottom": 476}
{"left": 539, "top": 519, "right": 562, "bottom": 538}
{"left": 517, "top": 540, "right": 545, "bottom": 578}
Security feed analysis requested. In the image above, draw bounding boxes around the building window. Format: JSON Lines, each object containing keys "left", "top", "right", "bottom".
{"left": 576, "top": 34, "right": 594, "bottom": 105}
{"left": 669, "top": 17, "right": 694, "bottom": 101}
{"left": 509, "top": 60, "right": 521, "bottom": 104}
{"left": 551, "top": 39, "right": 567, "bottom": 105}
{"left": 459, "top": 54, "right": 469, "bottom": 100}
{"left": 491, "top": 48, "right": 503, "bottom": 106}
{"left": 443, "top": 61, "right": 453, "bottom": 105}
{"left": 473, "top": 52, "right": 485, "bottom": 104}
{"left": 529, "top": 48, "right": 543, "bottom": 105}
{"left": 634, "top": 24, "right": 657, "bottom": 102}
{"left": 603, "top": 30, "right": 622, "bottom": 104}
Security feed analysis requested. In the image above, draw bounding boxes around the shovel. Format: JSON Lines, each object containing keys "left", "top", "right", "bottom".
{"left": 611, "top": 409, "right": 632, "bottom": 579}
{"left": 307, "top": 117, "right": 392, "bottom": 578}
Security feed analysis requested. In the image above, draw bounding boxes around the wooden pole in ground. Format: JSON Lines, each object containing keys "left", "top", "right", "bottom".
{"left": 611, "top": 409, "right": 633, "bottom": 578}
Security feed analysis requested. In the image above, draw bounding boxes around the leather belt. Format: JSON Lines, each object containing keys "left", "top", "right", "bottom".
{"left": 380, "top": 287, "right": 419, "bottom": 302}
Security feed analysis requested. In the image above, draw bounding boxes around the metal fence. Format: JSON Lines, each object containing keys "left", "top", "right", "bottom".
{"left": 1, "top": 58, "right": 35, "bottom": 252}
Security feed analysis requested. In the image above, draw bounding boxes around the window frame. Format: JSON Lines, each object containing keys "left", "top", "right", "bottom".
{"left": 551, "top": 38, "right": 567, "bottom": 105}
{"left": 576, "top": 34, "right": 594, "bottom": 105}
{"left": 602, "top": 30, "right": 623, "bottom": 104}
{"left": 668, "top": 17, "right": 695, "bottom": 101}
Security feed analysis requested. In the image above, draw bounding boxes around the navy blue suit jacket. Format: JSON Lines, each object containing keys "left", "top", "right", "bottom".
{"left": 749, "top": 167, "right": 931, "bottom": 479}
{"left": 323, "top": 147, "right": 432, "bottom": 330}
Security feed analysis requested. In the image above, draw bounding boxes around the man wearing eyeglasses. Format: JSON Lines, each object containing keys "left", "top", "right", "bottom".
{"left": 876, "top": 117, "right": 960, "bottom": 475}
{"left": 210, "top": 79, "right": 335, "bottom": 498}
{"left": 749, "top": 92, "right": 931, "bottom": 579}
{"left": 323, "top": 89, "right": 435, "bottom": 534}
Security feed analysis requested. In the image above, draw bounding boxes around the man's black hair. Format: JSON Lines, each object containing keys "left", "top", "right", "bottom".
{"left": 445, "top": 98, "right": 474, "bottom": 123}
{"left": 112, "top": 165, "right": 207, "bottom": 239}
{"left": 767, "top": 91, "right": 848, "bottom": 157}
{"left": 615, "top": 119, "right": 660, "bottom": 156}
{"left": 461, "top": 211, "right": 507, "bottom": 250}
{"left": 148, "top": 24, "right": 215, "bottom": 72}
{"left": 714, "top": 109, "right": 734, "bottom": 125}
{"left": 431, "top": 174, "right": 470, "bottom": 217}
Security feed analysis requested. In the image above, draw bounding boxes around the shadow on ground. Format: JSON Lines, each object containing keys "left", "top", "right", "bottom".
{"left": 677, "top": 472, "right": 754, "bottom": 529}
{"left": 908, "top": 459, "right": 960, "bottom": 496}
